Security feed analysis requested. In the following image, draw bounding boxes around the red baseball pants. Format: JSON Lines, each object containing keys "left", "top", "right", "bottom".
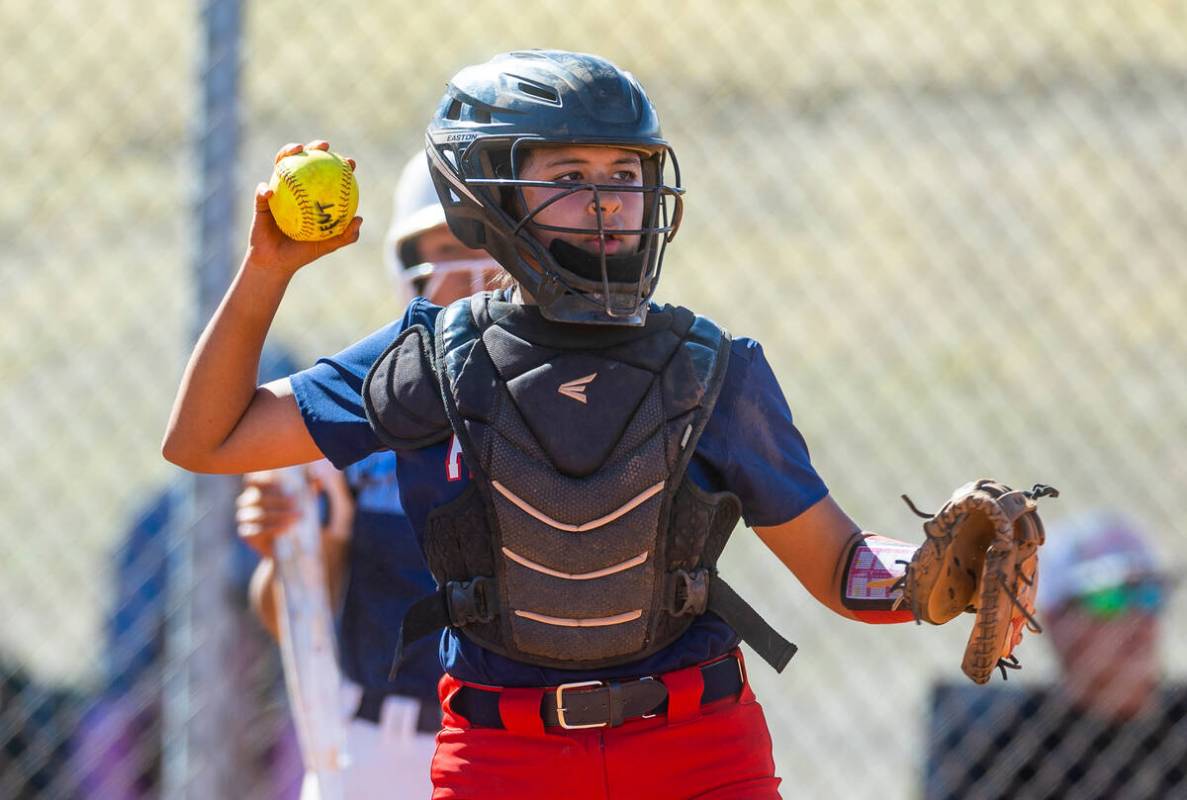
{"left": 430, "top": 653, "right": 782, "bottom": 800}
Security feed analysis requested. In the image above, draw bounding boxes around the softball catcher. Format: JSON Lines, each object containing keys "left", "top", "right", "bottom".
{"left": 166, "top": 50, "right": 1055, "bottom": 799}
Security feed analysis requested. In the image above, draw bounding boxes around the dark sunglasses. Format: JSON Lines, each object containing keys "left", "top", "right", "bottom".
{"left": 1073, "top": 580, "right": 1167, "bottom": 618}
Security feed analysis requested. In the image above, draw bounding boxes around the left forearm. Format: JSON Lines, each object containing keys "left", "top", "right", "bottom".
{"left": 754, "top": 494, "right": 861, "bottom": 617}
{"left": 754, "top": 494, "right": 917, "bottom": 623}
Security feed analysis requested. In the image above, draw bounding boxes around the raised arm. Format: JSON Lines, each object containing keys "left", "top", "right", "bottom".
{"left": 161, "top": 141, "right": 362, "bottom": 474}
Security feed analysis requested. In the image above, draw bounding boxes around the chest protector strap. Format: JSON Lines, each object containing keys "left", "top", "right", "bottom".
{"left": 366, "top": 294, "right": 795, "bottom": 675}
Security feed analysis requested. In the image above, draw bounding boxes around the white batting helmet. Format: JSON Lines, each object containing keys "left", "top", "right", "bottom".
{"left": 385, "top": 152, "right": 496, "bottom": 304}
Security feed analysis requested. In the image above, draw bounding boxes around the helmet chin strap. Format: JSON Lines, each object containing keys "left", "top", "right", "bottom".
{"left": 548, "top": 238, "right": 647, "bottom": 284}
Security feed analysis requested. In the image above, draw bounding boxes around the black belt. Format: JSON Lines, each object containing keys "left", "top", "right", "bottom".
{"left": 354, "top": 688, "right": 442, "bottom": 733}
{"left": 450, "top": 653, "right": 745, "bottom": 731}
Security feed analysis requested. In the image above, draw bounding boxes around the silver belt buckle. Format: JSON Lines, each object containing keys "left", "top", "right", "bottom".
{"left": 554, "top": 680, "right": 606, "bottom": 730}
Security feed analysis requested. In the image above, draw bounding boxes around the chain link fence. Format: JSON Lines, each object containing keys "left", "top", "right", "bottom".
{"left": 4, "top": 0, "right": 1186, "bottom": 797}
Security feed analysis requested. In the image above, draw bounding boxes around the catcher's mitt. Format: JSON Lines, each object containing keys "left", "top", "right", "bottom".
{"left": 896, "top": 480, "right": 1059, "bottom": 684}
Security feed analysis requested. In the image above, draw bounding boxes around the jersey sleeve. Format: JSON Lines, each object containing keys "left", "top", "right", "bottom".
{"left": 289, "top": 298, "right": 442, "bottom": 470}
{"left": 699, "top": 337, "right": 828, "bottom": 528}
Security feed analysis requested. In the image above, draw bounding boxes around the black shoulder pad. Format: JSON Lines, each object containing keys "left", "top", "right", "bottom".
{"left": 363, "top": 324, "right": 452, "bottom": 450}
{"left": 663, "top": 313, "right": 731, "bottom": 418}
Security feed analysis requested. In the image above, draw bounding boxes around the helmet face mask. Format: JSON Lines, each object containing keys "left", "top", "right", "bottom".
{"left": 426, "top": 50, "right": 685, "bottom": 326}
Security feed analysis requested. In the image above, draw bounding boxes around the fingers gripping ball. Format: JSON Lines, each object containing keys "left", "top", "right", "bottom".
{"left": 896, "top": 480, "right": 1059, "bottom": 684}
{"left": 268, "top": 150, "right": 359, "bottom": 241}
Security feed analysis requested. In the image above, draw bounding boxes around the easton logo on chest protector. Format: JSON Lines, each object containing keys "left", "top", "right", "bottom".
{"left": 362, "top": 293, "right": 798, "bottom": 675}
{"left": 557, "top": 372, "right": 597, "bottom": 404}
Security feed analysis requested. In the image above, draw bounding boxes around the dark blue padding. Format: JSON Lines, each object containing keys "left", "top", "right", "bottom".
{"left": 362, "top": 324, "right": 451, "bottom": 450}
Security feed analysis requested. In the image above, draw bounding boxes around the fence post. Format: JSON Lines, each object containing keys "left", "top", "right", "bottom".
{"left": 162, "top": 1, "right": 244, "bottom": 797}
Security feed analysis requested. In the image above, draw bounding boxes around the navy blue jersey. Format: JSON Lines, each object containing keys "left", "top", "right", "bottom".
{"left": 337, "top": 451, "right": 440, "bottom": 702}
{"left": 291, "top": 297, "right": 828, "bottom": 687}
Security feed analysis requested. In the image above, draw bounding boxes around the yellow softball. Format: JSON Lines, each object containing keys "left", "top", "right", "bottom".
{"left": 268, "top": 149, "right": 359, "bottom": 241}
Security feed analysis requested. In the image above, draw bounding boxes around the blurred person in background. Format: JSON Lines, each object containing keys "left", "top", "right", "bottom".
{"left": 70, "top": 348, "right": 304, "bottom": 800}
{"left": 236, "top": 151, "right": 500, "bottom": 800}
{"left": 924, "top": 510, "right": 1186, "bottom": 800}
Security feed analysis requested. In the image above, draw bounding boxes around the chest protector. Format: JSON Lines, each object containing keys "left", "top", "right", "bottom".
{"left": 365, "top": 294, "right": 795, "bottom": 673}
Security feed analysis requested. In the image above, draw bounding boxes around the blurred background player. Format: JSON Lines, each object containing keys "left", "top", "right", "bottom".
{"left": 384, "top": 148, "right": 501, "bottom": 302}
{"left": 236, "top": 152, "right": 500, "bottom": 800}
{"left": 924, "top": 510, "right": 1185, "bottom": 800}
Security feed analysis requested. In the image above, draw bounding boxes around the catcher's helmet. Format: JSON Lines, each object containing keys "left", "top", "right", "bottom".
{"left": 426, "top": 50, "right": 684, "bottom": 325}
{"left": 385, "top": 152, "right": 497, "bottom": 304}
